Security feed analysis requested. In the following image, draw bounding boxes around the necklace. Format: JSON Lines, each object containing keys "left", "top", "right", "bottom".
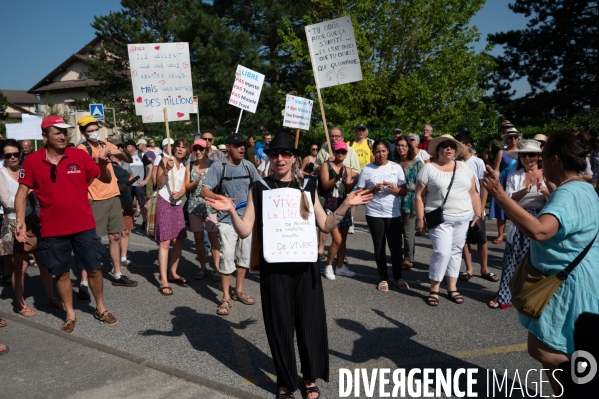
{"left": 274, "top": 178, "right": 292, "bottom": 188}
{"left": 558, "top": 175, "right": 580, "bottom": 187}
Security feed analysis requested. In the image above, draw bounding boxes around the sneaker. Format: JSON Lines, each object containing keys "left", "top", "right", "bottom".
{"left": 318, "top": 253, "right": 326, "bottom": 262}
{"left": 134, "top": 210, "right": 141, "bottom": 217}
{"left": 121, "top": 259, "right": 136, "bottom": 268}
{"left": 112, "top": 275, "right": 138, "bottom": 287}
{"left": 78, "top": 286, "right": 90, "bottom": 301}
{"left": 323, "top": 265, "right": 336, "bottom": 280}
{"left": 348, "top": 225, "right": 355, "bottom": 234}
{"left": 336, "top": 264, "right": 356, "bottom": 277}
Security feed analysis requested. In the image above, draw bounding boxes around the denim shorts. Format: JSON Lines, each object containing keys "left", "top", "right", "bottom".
{"left": 37, "top": 228, "right": 105, "bottom": 276}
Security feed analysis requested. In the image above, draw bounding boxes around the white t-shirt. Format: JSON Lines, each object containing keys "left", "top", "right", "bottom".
{"left": 417, "top": 161, "right": 474, "bottom": 218}
{"left": 464, "top": 156, "right": 485, "bottom": 194}
{"left": 157, "top": 156, "right": 186, "bottom": 205}
{"left": 129, "top": 153, "right": 144, "bottom": 185}
{"left": 415, "top": 149, "right": 430, "bottom": 164}
{"left": 357, "top": 161, "right": 406, "bottom": 218}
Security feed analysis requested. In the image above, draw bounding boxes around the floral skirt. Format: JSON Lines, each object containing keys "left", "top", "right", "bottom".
{"left": 154, "top": 196, "right": 187, "bottom": 242}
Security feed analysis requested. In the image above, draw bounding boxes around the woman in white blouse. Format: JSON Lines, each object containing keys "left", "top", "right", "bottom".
{"left": 489, "top": 140, "right": 549, "bottom": 309}
{"left": 408, "top": 133, "right": 431, "bottom": 164}
{"left": 415, "top": 135, "right": 483, "bottom": 306}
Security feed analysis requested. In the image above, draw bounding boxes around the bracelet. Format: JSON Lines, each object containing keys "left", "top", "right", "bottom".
{"left": 332, "top": 212, "right": 344, "bottom": 221}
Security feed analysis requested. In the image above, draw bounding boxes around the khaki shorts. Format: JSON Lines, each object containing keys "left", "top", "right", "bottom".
{"left": 145, "top": 179, "right": 154, "bottom": 200}
{"left": 121, "top": 203, "right": 135, "bottom": 231}
{"left": 91, "top": 197, "right": 125, "bottom": 236}
{"left": 189, "top": 213, "right": 218, "bottom": 233}
{"left": 217, "top": 222, "right": 251, "bottom": 274}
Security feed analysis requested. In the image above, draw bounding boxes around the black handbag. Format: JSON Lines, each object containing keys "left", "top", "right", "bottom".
{"left": 424, "top": 161, "right": 456, "bottom": 229}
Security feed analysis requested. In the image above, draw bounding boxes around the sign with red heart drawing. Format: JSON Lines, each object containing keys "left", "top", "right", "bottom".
{"left": 128, "top": 42, "right": 194, "bottom": 123}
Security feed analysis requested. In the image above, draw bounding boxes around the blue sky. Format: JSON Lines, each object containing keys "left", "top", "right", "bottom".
{"left": 0, "top": 1, "right": 530, "bottom": 95}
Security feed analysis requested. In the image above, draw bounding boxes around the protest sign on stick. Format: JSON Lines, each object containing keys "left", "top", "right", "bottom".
{"left": 305, "top": 16, "right": 362, "bottom": 153}
{"left": 283, "top": 95, "right": 313, "bottom": 131}
{"left": 163, "top": 107, "right": 175, "bottom": 191}
{"left": 5, "top": 121, "right": 42, "bottom": 140}
{"left": 128, "top": 42, "right": 194, "bottom": 123}
{"left": 228, "top": 65, "right": 265, "bottom": 133}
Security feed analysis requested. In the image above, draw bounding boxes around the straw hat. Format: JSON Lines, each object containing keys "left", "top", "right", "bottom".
{"left": 428, "top": 134, "right": 465, "bottom": 157}
{"left": 507, "top": 140, "right": 542, "bottom": 159}
{"left": 533, "top": 134, "right": 547, "bottom": 144}
{"left": 501, "top": 127, "right": 523, "bottom": 140}
{"left": 501, "top": 120, "right": 515, "bottom": 128}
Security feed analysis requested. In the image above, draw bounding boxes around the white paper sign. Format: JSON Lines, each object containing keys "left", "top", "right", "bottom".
{"left": 283, "top": 95, "right": 313, "bottom": 130}
{"left": 305, "top": 16, "right": 363, "bottom": 89}
{"left": 228, "top": 65, "right": 265, "bottom": 113}
{"left": 21, "top": 114, "right": 42, "bottom": 125}
{"left": 127, "top": 42, "right": 194, "bottom": 123}
{"left": 262, "top": 188, "right": 317, "bottom": 263}
{"left": 5, "top": 123, "right": 43, "bottom": 140}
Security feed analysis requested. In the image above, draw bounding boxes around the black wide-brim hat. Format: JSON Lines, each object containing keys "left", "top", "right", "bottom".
{"left": 264, "top": 131, "right": 300, "bottom": 155}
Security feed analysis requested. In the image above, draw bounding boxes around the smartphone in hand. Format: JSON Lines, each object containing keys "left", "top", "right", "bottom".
{"left": 126, "top": 176, "right": 141, "bottom": 186}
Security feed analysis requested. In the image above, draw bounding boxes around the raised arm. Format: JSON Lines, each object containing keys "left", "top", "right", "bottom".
{"left": 205, "top": 188, "right": 256, "bottom": 238}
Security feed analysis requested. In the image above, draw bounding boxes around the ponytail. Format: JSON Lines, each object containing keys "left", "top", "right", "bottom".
{"left": 292, "top": 165, "right": 311, "bottom": 220}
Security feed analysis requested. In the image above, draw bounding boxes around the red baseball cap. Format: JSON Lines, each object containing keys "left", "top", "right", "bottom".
{"left": 41, "top": 115, "right": 72, "bottom": 130}
{"left": 192, "top": 138, "right": 208, "bottom": 148}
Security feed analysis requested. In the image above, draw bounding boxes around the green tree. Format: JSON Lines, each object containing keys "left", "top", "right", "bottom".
{"left": 87, "top": 0, "right": 268, "bottom": 135}
{"left": 489, "top": 0, "right": 599, "bottom": 122}
{"left": 279, "top": 0, "right": 496, "bottom": 132}
{"left": 0, "top": 91, "right": 7, "bottom": 121}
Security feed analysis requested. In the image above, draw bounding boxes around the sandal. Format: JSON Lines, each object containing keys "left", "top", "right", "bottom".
{"left": 377, "top": 281, "right": 389, "bottom": 292}
{"left": 276, "top": 392, "right": 295, "bottom": 399}
{"left": 448, "top": 290, "right": 464, "bottom": 304}
{"left": 480, "top": 272, "right": 499, "bottom": 282}
{"left": 0, "top": 344, "right": 9, "bottom": 355}
{"left": 158, "top": 286, "right": 173, "bottom": 296}
{"left": 49, "top": 298, "right": 65, "bottom": 309}
{"left": 427, "top": 291, "right": 439, "bottom": 306}
{"left": 231, "top": 291, "right": 255, "bottom": 305}
{"left": 17, "top": 306, "right": 36, "bottom": 317}
{"left": 492, "top": 237, "right": 503, "bottom": 244}
{"left": 29, "top": 260, "right": 38, "bottom": 267}
{"left": 212, "top": 271, "right": 221, "bottom": 283}
{"left": 395, "top": 279, "right": 410, "bottom": 290}
{"left": 488, "top": 296, "right": 500, "bottom": 309}
{"left": 194, "top": 269, "right": 206, "bottom": 280}
{"left": 401, "top": 260, "right": 413, "bottom": 270}
{"left": 0, "top": 318, "right": 7, "bottom": 328}
{"left": 167, "top": 276, "right": 189, "bottom": 285}
{"left": 459, "top": 272, "right": 472, "bottom": 281}
{"left": 217, "top": 299, "right": 232, "bottom": 316}
{"left": 304, "top": 381, "right": 321, "bottom": 399}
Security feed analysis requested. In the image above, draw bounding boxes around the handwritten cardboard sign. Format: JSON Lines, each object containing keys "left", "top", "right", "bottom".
{"left": 305, "top": 16, "right": 363, "bottom": 89}
{"left": 283, "top": 95, "right": 313, "bottom": 130}
{"left": 127, "top": 42, "right": 194, "bottom": 123}
{"left": 262, "top": 188, "right": 317, "bottom": 263}
{"left": 228, "top": 65, "right": 265, "bottom": 113}
{"left": 5, "top": 121, "right": 43, "bottom": 140}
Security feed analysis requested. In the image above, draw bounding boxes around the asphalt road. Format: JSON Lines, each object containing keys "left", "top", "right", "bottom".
{"left": 0, "top": 208, "right": 542, "bottom": 399}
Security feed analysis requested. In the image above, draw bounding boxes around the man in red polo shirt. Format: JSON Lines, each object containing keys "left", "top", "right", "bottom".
{"left": 418, "top": 124, "right": 434, "bottom": 153}
{"left": 14, "top": 116, "right": 118, "bottom": 333}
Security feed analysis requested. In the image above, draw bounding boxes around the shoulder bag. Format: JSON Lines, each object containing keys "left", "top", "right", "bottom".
{"left": 424, "top": 161, "right": 456, "bottom": 229}
{"left": 510, "top": 228, "right": 599, "bottom": 318}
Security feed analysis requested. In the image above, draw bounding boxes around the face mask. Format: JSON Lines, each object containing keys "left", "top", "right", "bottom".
{"left": 88, "top": 131, "right": 101, "bottom": 142}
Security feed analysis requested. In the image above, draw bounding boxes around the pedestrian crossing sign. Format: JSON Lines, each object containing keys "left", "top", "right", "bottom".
{"left": 89, "top": 104, "right": 105, "bottom": 119}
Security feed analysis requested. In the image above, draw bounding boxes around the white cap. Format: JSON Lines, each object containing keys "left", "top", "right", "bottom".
{"left": 162, "top": 138, "right": 174, "bottom": 147}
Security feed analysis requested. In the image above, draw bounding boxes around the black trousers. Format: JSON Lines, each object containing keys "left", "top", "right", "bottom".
{"left": 366, "top": 215, "right": 403, "bottom": 281}
{"left": 260, "top": 262, "right": 329, "bottom": 391}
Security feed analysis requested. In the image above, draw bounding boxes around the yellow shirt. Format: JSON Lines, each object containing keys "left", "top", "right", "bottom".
{"left": 348, "top": 139, "right": 372, "bottom": 170}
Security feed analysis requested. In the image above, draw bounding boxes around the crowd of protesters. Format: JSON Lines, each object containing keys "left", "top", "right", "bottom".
{"left": 0, "top": 116, "right": 597, "bottom": 398}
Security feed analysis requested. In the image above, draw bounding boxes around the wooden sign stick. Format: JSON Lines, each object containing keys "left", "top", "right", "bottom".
{"left": 315, "top": 86, "right": 331, "bottom": 154}
{"left": 163, "top": 107, "right": 175, "bottom": 191}
{"left": 294, "top": 128, "right": 301, "bottom": 149}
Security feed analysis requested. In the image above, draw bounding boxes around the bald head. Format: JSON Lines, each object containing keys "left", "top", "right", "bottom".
{"left": 22, "top": 140, "right": 33, "bottom": 155}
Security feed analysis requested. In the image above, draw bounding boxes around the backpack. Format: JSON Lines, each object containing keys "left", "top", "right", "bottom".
{"left": 213, "top": 160, "right": 254, "bottom": 195}
{"left": 349, "top": 138, "right": 374, "bottom": 151}
{"left": 82, "top": 140, "right": 106, "bottom": 157}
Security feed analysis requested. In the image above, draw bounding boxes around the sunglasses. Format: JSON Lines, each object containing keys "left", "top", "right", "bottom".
{"left": 203, "top": 137, "right": 214, "bottom": 142}
{"left": 311, "top": 147, "right": 318, "bottom": 151}
{"left": 409, "top": 138, "right": 417, "bottom": 142}
{"left": 334, "top": 150, "right": 348, "bottom": 155}
{"left": 519, "top": 153, "right": 539, "bottom": 158}
{"left": 3, "top": 152, "right": 20, "bottom": 159}
{"left": 192, "top": 146, "right": 206, "bottom": 151}
{"left": 506, "top": 136, "right": 519, "bottom": 140}
{"left": 268, "top": 150, "right": 293, "bottom": 159}
{"left": 439, "top": 142, "right": 457, "bottom": 150}
{"left": 50, "top": 164, "right": 57, "bottom": 183}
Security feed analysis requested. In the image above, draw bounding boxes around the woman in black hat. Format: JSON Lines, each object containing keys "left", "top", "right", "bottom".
{"left": 206, "top": 131, "right": 372, "bottom": 399}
